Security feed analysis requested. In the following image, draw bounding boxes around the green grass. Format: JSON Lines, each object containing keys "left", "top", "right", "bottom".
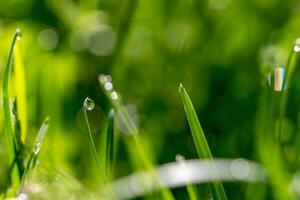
{"left": 178, "top": 83, "right": 227, "bottom": 200}
{"left": 1, "top": 28, "right": 300, "bottom": 200}
{"left": 2, "top": 29, "right": 24, "bottom": 189}
{"left": 21, "top": 117, "right": 50, "bottom": 187}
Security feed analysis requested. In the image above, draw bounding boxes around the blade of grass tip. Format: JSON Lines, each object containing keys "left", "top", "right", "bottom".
{"left": 98, "top": 75, "right": 175, "bottom": 200}
{"left": 178, "top": 83, "right": 227, "bottom": 200}
{"left": 105, "top": 109, "right": 118, "bottom": 180}
{"left": 3, "top": 29, "right": 22, "bottom": 185}
{"left": 83, "top": 97, "right": 107, "bottom": 183}
{"left": 176, "top": 155, "right": 199, "bottom": 200}
{"left": 20, "top": 117, "right": 50, "bottom": 188}
{"left": 14, "top": 36, "right": 28, "bottom": 144}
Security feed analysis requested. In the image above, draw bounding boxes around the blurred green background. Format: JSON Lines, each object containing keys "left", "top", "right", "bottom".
{"left": 1, "top": 0, "right": 300, "bottom": 199}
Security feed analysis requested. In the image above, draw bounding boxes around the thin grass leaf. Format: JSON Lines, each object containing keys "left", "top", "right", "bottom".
{"left": 14, "top": 38, "right": 28, "bottom": 143}
{"left": 178, "top": 83, "right": 227, "bottom": 200}
{"left": 104, "top": 109, "right": 118, "bottom": 180}
{"left": 82, "top": 97, "right": 107, "bottom": 183}
{"left": 99, "top": 74, "right": 175, "bottom": 200}
{"left": 20, "top": 117, "right": 50, "bottom": 187}
{"left": 2, "top": 29, "right": 22, "bottom": 186}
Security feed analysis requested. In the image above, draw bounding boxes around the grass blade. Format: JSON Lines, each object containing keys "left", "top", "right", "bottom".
{"left": 14, "top": 37, "right": 28, "bottom": 144}
{"left": 82, "top": 97, "right": 107, "bottom": 182}
{"left": 20, "top": 117, "right": 50, "bottom": 187}
{"left": 104, "top": 109, "right": 118, "bottom": 180}
{"left": 178, "top": 83, "right": 227, "bottom": 200}
{"left": 2, "top": 29, "right": 23, "bottom": 186}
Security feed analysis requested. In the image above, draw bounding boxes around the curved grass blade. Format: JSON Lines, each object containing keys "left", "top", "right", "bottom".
{"left": 178, "top": 83, "right": 227, "bottom": 200}
{"left": 104, "top": 109, "right": 118, "bottom": 180}
{"left": 20, "top": 117, "right": 50, "bottom": 187}
{"left": 14, "top": 38, "right": 28, "bottom": 143}
{"left": 2, "top": 29, "right": 23, "bottom": 185}
{"left": 106, "top": 158, "right": 265, "bottom": 200}
{"left": 99, "top": 74, "right": 175, "bottom": 200}
{"left": 82, "top": 97, "right": 107, "bottom": 183}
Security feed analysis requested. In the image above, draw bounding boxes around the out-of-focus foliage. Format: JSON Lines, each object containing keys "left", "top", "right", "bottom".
{"left": 1, "top": 0, "right": 300, "bottom": 199}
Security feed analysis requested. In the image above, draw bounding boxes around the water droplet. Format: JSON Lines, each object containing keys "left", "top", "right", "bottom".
{"left": 18, "top": 193, "right": 29, "bottom": 200}
{"left": 16, "top": 28, "right": 22, "bottom": 41}
{"left": 98, "top": 74, "right": 112, "bottom": 84}
{"left": 294, "top": 45, "right": 300, "bottom": 53}
{"left": 104, "top": 81, "right": 113, "bottom": 91}
{"left": 267, "top": 67, "right": 287, "bottom": 91}
{"left": 111, "top": 91, "right": 118, "bottom": 100}
{"left": 33, "top": 142, "right": 41, "bottom": 155}
{"left": 83, "top": 97, "right": 95, "bottom": 111}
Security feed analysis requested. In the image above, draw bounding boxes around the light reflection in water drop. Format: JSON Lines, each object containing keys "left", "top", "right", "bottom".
{"left": 111, "top": 91, "right": 118, "bottom": 100}
{"left": 83, "top": 97, "right": 95, "bottom": 111}
{"left": 16, "top": 29, "right": 22, "bottom": 41}
{"left": 293, "top": 45, "right": 300, "bottom": 53}
{"left": 104, "top": 81, "right": 113, "bottom": 91}
{"left": 267, "top": 67, "right": 286, "bottom": 91}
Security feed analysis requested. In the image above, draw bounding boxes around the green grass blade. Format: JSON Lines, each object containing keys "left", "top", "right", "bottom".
{"left": 2, "top": 29, "right": 22, "bottom": 186}
{"left": 14, "top": 37, "right": 28, "bottom": 144}
{"left": 104, "top": 109, "right": 118, "bottom": 180}
{"left": 178, "top": 83, "right": 227, "bottom": 200}
{"left": 20, "top": 117, "right": 50, "bottom": 187}
{"left": 83, "top": 97, "right": 107, "bottom": 182}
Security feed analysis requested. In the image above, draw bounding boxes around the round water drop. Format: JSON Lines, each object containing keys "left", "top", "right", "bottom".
{"left": 294, "top": 45, "right": 300, "bottom": 53}
{"left": 84, "top": 97, "right": 95, "bottom": 111}
{"left": 111, "top": 91, "right": 118, "bottom": 100}
{"left": 15, "top": 28, "right": 22, "bottom": 40}
{"left": 98, "top": 74, "right": 112, "bottom": 84}
{"left": 104, "top": 81, "right": 113, "bottom": 90}
{"left": 266, "top": 67, "right": 287, "bottom": 91}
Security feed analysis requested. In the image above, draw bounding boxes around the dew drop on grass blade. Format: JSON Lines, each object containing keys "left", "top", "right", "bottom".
{"left": 82, "top": 97, "right": 107, "bottom": 183}
{"left": 21, "top": 117, "right": 50, "bottom": 187}
{"left": 178, "top": 83, "right": 227, "bottom": 200}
